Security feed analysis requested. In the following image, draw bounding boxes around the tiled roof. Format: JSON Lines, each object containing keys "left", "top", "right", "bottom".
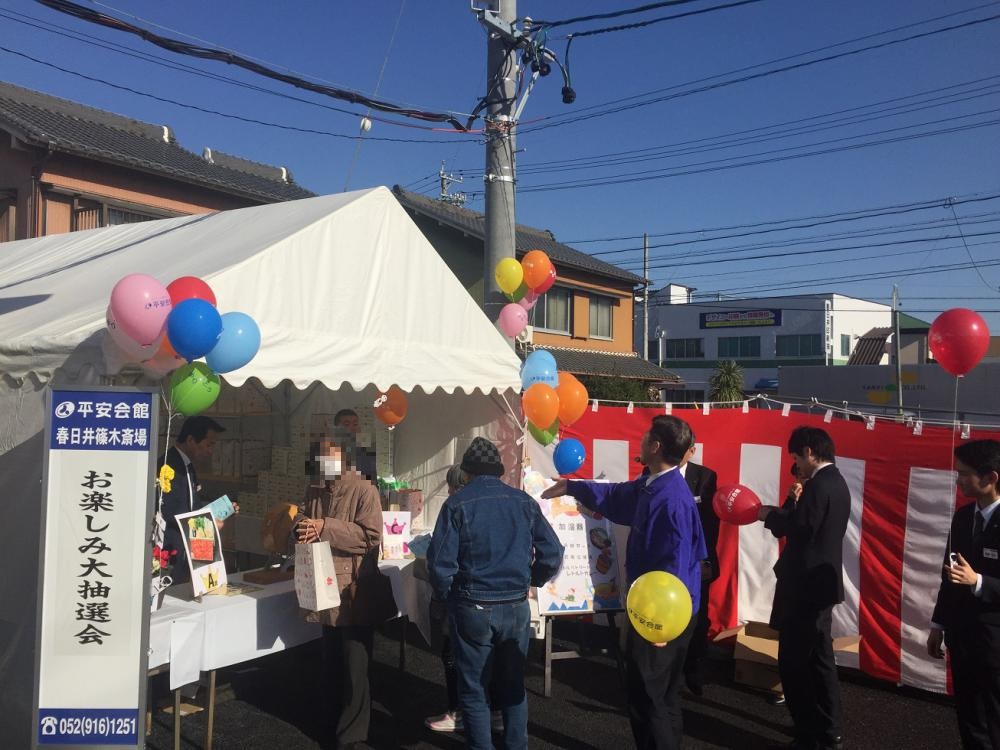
{"left": 847, "top": 327, "right": 891, "bottom": 365}
{"left": 898, "top": 312, "right": 931, "bottom": 332}
{"left": 0, "top": 80, "right": 314, "bottom": 203}
{"left": 525, "top": 346, "right": 683, "bottom": 383}
{"left": 392, "top": 186, "right": 643, "bottom": 285}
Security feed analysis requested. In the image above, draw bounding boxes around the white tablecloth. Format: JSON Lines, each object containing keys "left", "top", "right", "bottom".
{"left": 147, "top": 562, "right": 431, "bottom": 685}
{"left": 379, "top": 558, "right": 432, "bottom": 644}
{"left": 148, "top": 601, "right": 206, "bottom": 689}
{"left": 162, "top": 572, "right": 323, "bottom": 672}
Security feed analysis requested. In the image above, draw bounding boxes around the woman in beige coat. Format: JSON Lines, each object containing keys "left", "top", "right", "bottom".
{"left": 296, "top": 430, "right": 384, "bottom": 750}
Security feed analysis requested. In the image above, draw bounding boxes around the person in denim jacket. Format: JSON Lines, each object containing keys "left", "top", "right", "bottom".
{"left": 427, "top": 437, "right": 564, "bottom": 750}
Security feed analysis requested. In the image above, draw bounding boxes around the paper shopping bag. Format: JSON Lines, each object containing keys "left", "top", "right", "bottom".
{"left": 294, "top": 542, "right": 341, "bottom": 612}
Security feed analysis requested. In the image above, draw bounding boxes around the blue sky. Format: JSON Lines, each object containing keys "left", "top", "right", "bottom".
{"left": 2, "top": 0, "right": 998, "bottom": 325}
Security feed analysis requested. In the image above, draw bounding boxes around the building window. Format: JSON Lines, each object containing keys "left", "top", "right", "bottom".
{"left": 718, "top": 336, "right": 760, "bottom": 358}
{"left": 776, "top": 334, "right": 823, "bottom": 357}
{"left": 841, "top": 334, "right": 851, "bottom": 357}
{"left": 107, "top": 207, "right": 160, "bottom": 226}
{"left": 589, "top": 296, "right": 613, "bottom": 339}
{"left": 533, "top": 286, "right": 572, "bottom": 334}
{"left": 665, "top": 338, "right": 704, "bottom": 359}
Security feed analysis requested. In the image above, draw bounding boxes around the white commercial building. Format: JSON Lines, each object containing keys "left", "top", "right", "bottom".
{"left": 638, "top": 285, "right": 892, "bottom": 396}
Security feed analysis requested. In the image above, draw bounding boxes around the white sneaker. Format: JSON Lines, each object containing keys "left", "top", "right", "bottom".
{"left": 425, "top": 711, "right": 463, "bottom": 732}
{"left": 491, "top": 710, "right": 504, "bottom": 733}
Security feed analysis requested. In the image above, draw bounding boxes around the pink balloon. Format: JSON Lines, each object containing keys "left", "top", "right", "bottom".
{"left": 518, "top": 290, "right": 539, "bottom": 312}
{"left": 498, "top": 303, "right": 528, "bottom": 338}
{"left": 110, "top": 273, "right": 171, "bottom": 346}
{"left": 929, "top": 308, "right": 990, "bottom": 376}
{"left": 105, "top": 306, "right": 159, "bottom": 363}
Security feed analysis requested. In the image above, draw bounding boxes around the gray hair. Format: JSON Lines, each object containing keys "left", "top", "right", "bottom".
{"left": 445, "top": 464, "right": 469, "bottom": 493}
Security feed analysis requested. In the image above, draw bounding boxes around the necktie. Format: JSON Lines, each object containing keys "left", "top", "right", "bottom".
{"left": 973, "top": 510, "right": 985, "bottom": 549}
{"left": 187, "top": 463, "right": 198, "bottom": 511}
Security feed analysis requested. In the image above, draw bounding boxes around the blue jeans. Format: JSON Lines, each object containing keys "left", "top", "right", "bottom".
{"left": 449, "top": 599, "right": 530, "bottom": 750}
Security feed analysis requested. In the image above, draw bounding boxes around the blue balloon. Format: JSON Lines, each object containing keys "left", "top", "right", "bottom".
{"left": 166, "top": 299, "right": 222, "bottom": 361}
{"left": 206, "top": 312, "right": 261, "bottom": 373}
{"left": 553, "top": 438, "right": 586, "bottom": 476}
{"left": 521, "top": 350, "right": 558, "bottom": 389}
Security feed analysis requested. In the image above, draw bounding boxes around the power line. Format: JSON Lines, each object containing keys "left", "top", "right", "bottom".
{"left": 0, "top": 44, "right": 469, "bottom": 144}
{"left": 566, "top": 191, "right": 1000, "bottom": 246}
{"left": 507, "top": 80, "right": 1000, "bottom": 176}
{"left": 555, "top": 0, "right": 763, "bottom": 41}
{"left": 947, "top": 199, "right": 1000, "bottom": 291}
{"left": 0, "top": 4, "right": 476, "bottom": 133}
{"left": 33, "top": 0, "right": 472, "bottom": 129}
{"left": 479, "top": 114, "right": 1000, "bottom": 195}
{"left": 530, "top": 0, "right": 708, "bottom": 29}
{"left": 617, "top": 215, "right": 1000, "bottom": 269}
{"left": 516, "top": 7, "right": 1000, "bottom": 135}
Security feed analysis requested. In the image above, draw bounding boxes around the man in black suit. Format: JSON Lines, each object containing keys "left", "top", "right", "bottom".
{"left": 680, "top": 443, "right": 719, "bottom": 696}
{"left": 334, "top": 409, "right": 378, "bottom": 482}
{"left": 160, "top": 416, "right": 226, "bottom": 585}
{"left": 758, "top": 426, "right": 850, "bottom": 750}
{"left": 928, "top": 439, "right": 1000, "bottom": 749}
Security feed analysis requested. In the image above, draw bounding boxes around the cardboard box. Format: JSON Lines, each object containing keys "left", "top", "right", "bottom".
{"left": 716, "top": 621, "right": 861, "bottom": 693}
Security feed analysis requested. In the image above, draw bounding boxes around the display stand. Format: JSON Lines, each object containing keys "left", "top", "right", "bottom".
{"left": 541, "top": 609, "right": 625, "bottom": 698}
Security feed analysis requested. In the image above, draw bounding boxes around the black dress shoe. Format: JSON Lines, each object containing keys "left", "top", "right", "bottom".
{"left": 767, "top": 692, "right": 786, "bottom": 706}
{"left": 817, "top": 736, "right": 843, "bottom": 750}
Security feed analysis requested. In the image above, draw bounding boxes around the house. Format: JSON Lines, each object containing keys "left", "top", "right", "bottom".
{"left": 0, "top": 80, "right": 313, "bottom": 242}
{"left": 391, "top": 186, "right": 681, "bottom": 392}
{"left": 639, "top": 285, "right": 892, "bottom": 398}
{"left": 847, "top": 313, "right": 932, "bottom": 366}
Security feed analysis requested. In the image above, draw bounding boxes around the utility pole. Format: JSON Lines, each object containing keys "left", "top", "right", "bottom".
{"left": 892, "top": 284, "right": 903, "bottom": 416}
{"left": 482, "top": 0, "right": 518, "bottom": 330}
{"left": 438, "top": 161, "right": 466, "bottom": 206}
{"left": 643, "top": 232, "right": 649, "bottom": 361}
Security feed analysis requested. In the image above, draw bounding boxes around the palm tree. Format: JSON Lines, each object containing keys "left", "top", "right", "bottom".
{"left": 708, "top": 360, "right": 745, "bottom": 404}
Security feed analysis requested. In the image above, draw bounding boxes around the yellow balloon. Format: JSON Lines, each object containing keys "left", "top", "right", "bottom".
{"left": 495, "top": 257, "right": 524, "bottom": 296}
{"left": 626, "top": 570, "right": 693, "bottom": 644}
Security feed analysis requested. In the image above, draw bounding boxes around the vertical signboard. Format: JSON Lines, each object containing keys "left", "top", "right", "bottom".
{"left": 824, "top": 299, "right": 833, "bottom": 365}
{"left": 33, "top": 388, "right": 157, "bottom": 748}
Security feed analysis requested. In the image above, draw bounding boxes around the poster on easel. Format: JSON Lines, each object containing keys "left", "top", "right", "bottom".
{"left": 175, "top": 508, "right": 227, "bottom": 597}
{"left": 527, "top": 474, "right": 624, "bottom": 613}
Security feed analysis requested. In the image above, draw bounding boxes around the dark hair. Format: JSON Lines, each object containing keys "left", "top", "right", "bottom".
{"left": 333, "top": 409, "right": 358, "bottom": 425}
{"left": 648, "top": 415, "right": 694, "bottom": 465}
{"left": 954, "top": 439, "right": 1000, "bottom": 477}
{"left": 789, "top": 463, "right": 800, "bottom": 478}
{"left": 787, "top": 426, "right": 835, "bottom": 462}
{"left": 306, "top": 428, "right": 358, "bottom": 477}
{"left": 177, "top": 416, "right": 225, "bottom": 444}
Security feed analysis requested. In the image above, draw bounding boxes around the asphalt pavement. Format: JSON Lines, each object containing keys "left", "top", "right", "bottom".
{"left": 145, "top": 619, "right": 961, "bottom": 749}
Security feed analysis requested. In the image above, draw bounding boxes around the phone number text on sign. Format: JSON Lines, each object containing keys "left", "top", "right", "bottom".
{"left": 38, "top": 709, "right": 137, "bottom": 745}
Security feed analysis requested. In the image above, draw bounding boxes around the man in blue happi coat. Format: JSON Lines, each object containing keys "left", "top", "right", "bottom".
{"left": 543, "top": 414, "right": 706, "bottom": 750}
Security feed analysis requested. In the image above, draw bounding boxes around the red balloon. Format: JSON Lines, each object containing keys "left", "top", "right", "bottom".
{"left": 533, "top": 266, "right": 557, "bottom": 295}
{"left": 712, "top": 484, "right": 762, "bottom": 526}
{"left": 167, "top": 276, "right": 217, "bottom": 308}
{"left": 929, "top": 308, "right": 990, "bottom": 376}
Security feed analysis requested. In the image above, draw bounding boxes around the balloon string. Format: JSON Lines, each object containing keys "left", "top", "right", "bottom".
{"left": 947, "top": 375, "right": 961, "bottom": 560}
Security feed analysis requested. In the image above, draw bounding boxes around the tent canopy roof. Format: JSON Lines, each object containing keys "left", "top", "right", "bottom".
{"left": 0, "top": 188, "right": 521, "bottom": 394}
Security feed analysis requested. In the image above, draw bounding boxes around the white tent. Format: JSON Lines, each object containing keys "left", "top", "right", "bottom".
{"left": 0, "top": 187, "right": 522, "bottom": 743}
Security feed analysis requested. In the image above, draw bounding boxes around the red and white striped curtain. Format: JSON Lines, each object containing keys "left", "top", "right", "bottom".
{"left": 558, "top": 405, "right": 993, "bottom": 694}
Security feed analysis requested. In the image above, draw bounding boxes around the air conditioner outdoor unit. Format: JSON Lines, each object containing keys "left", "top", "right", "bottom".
{"left": 516, "top": 325, "right": 534, "bottom": 345}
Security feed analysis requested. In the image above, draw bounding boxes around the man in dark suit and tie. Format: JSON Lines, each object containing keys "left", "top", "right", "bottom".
{"left": 928, "top": 439, "right": 1000, "bottom": 749}
{"left": 160, "top": 416, "right": 226, "bottom": 585}
{"left": 758, "top": 426, "right": 850, "bottom": 750}
{"left": 680, "top": 442, "right": 719, "bottom": 696}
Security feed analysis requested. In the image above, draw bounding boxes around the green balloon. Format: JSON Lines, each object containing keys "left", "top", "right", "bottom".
{"left": 169, "top": 362, "right": 221, "bottom": 416}
{"left": 528, "top": 418, "right": 559, "bottom": 446}
{"left": 506, "top": 280, "right": 529, "bottom": 303}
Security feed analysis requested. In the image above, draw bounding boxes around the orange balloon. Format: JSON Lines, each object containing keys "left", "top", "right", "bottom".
{"left": 521, "top": 250, "right": 554, "bottom": 291}
{"left": 375, "top": 385, "right": 408, "bottom": 426}
{"left": 523, "top": 383, "right": 560, "bottom": 430}
{"left": 556, "top": 372, "right": 589, "bottom": 426}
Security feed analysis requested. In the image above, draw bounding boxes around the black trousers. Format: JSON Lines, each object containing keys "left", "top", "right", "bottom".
{"left": 683, "top": 580, "right": 712, "bottom": 684}
{"left": 946, "top": 624, "right": 1000, "bottom": 749}
{"left": 626, "top": 609, "right": 697, "bottom": 750}
{"left": 777, "top": 605, "right": 842, "bottom": 747}
{"left": 321, "top": 625, "right": 374, "bottom": 747}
